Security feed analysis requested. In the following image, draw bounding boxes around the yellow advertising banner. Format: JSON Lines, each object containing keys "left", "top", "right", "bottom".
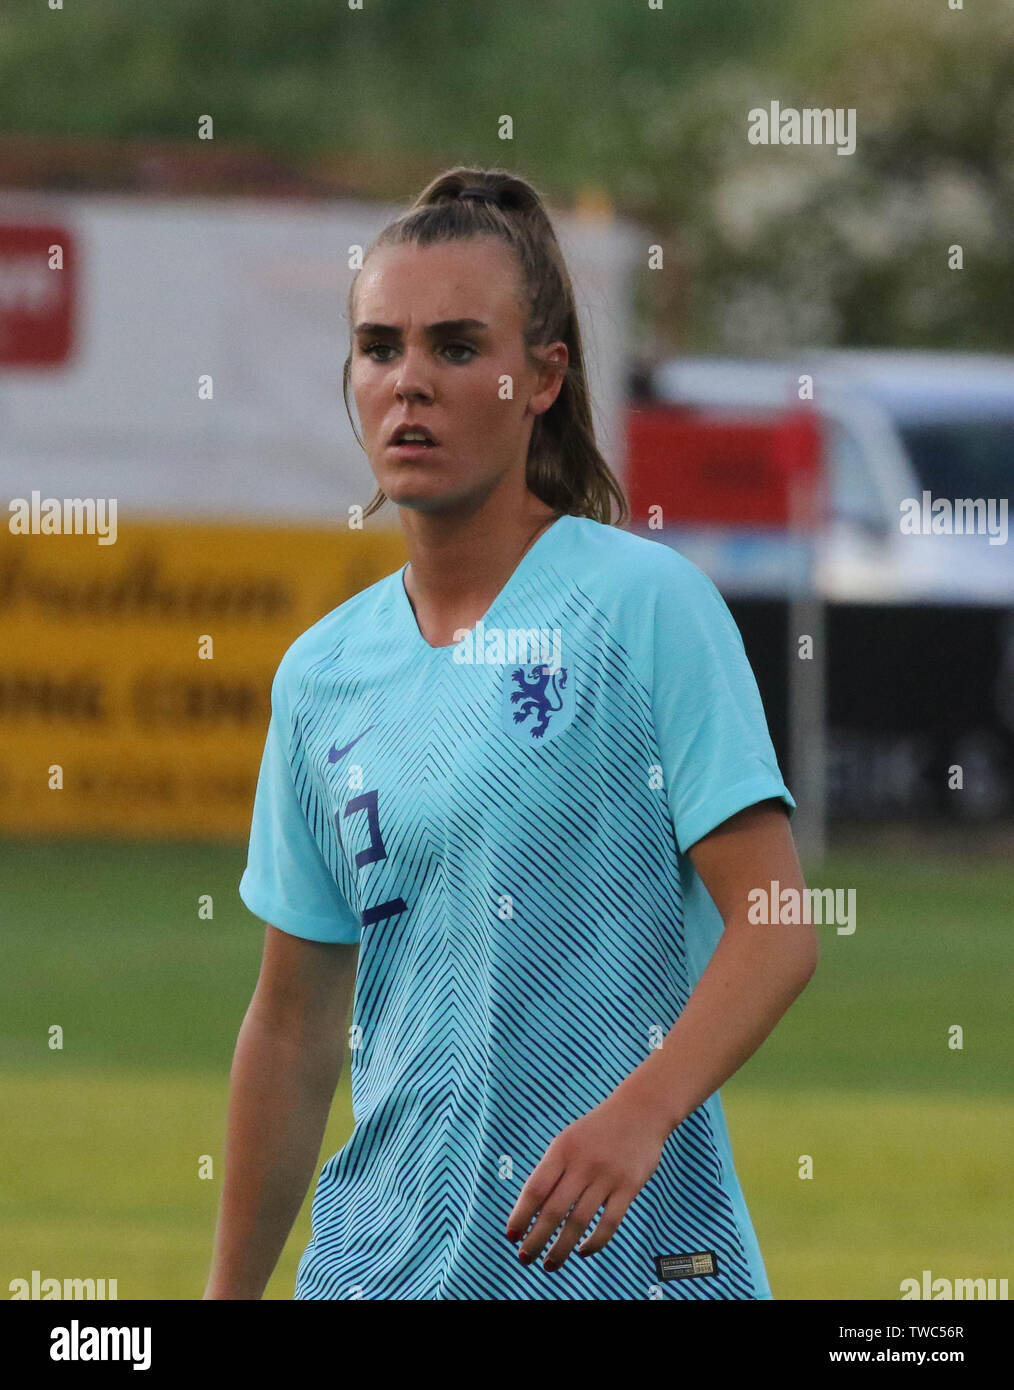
{"left": 0, "top": 517, "right": 407, "bottom": 839}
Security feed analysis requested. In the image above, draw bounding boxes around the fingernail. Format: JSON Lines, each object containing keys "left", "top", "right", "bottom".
{"left": 518, "top": 1250, "right": 533, "bottom": 1266}
{"left": 506, "top": 1228, "right": 521, "bottom": 1242}
{"left": 543, "top": 1259, "right": 559, "bottom": 1273}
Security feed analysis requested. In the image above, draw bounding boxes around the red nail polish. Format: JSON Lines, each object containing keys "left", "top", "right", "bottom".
{"left": 544, "top": 1259, "right": 559, "bottom": 1272}
{"left": 506, "top": 1228, "right": 521, "bottom": 1241}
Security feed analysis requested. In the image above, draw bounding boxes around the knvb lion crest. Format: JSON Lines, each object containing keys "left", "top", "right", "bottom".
{"left": 501, "top": 661, "right": 574, "bottom": 743}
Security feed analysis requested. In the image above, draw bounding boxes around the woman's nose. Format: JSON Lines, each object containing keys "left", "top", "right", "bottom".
{"left": 394, "top": 348, "right": 434, "bottom": 400}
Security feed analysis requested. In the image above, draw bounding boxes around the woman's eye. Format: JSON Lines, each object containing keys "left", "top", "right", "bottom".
{"left": 361, "top": 342, "right": 476, "bottom": 362}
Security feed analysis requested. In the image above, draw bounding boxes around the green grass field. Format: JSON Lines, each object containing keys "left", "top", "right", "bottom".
{"left": 1, "top": 838, "right": 1010, "bottom": 1300}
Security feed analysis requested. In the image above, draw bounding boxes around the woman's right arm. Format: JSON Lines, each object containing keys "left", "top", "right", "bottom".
{"left": 203, "top": 925, "right": 359, "bottom": 1300}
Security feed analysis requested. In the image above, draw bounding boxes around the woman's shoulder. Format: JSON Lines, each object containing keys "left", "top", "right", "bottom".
{"left": 565, "top": 516, "right": 720, "bottom": 601}
{"left": 270, "top": 566, "right": 400, "bottom": 699}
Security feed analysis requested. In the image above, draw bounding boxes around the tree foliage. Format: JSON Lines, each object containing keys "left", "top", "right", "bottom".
{"left": 1, "top": 0, "right": 1010, "bottom": 351}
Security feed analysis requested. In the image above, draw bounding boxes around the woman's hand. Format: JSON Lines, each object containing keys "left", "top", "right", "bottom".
{"left": 505, "top": 1090, "right": 671, "bottom": 1271}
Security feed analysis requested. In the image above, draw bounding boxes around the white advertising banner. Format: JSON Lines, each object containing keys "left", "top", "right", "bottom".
{"left": 0, "top": 190, "right": 640, "bottom": 523}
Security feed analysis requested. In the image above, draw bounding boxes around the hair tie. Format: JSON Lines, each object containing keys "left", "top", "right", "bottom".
{"left": 457, "top": 186, "right": 500, "bottom": 206}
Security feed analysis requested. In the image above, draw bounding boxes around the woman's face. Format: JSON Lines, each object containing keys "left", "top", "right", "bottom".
{"left": 349, "top": 234, "right": 566, "bottom": 515}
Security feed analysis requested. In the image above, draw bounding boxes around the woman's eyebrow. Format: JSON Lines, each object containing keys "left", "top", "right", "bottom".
{"left": 353, "top": 318, "right": 490, "bottom": 338}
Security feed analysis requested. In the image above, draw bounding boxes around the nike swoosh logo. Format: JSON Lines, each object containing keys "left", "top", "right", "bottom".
{"left": 327, "top": 725, "right": 375, "bottom": 764}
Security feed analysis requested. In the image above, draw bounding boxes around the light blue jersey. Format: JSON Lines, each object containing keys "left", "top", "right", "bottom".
{"left": 239, "top": 513, "right": 795, "bottom": 1300}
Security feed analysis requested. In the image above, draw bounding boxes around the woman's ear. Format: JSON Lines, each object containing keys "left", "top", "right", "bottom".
{"left": 529, "top": 342, "right": 569, "bottom": 416}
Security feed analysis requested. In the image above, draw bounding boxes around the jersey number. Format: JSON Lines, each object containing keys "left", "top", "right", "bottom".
{"left": 335, "top": 789, "right": 407, "bottom": 928}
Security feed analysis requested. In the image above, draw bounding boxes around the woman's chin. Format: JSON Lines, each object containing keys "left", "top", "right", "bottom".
{"left": 379, "top": 473, "right": 468, "bottom": 513}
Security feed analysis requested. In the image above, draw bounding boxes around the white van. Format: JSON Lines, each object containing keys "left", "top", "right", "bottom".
{"left": 645, "top": 350, "right": 1014, "bottom": 604}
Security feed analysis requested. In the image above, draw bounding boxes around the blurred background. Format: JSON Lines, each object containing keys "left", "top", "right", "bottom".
{"left": 1, "top": 0, "right": 1011, "bottom": 1301}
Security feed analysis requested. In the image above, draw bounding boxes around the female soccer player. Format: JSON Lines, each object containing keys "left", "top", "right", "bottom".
{"left": 204, "top": 167, "right": 817, "bottom": 1301}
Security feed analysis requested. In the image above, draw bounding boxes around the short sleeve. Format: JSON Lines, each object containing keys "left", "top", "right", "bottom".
{"left": 239, "top": 655, "right": 361, "bottom": 944}
{"left": 650, "top": 556, "right": 796, "bottom": 853}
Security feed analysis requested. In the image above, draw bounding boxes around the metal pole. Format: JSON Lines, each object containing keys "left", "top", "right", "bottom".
{"left": 787, "top": 467, "right": 827, "bottom": 869}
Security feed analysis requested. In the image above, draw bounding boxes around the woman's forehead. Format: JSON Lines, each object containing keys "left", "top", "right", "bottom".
{"left": 356, "top": 238, "right": 522, "bottom": 322}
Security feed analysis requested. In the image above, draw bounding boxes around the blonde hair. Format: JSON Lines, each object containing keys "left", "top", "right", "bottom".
{"left": 342, "top": 165, "right": 629, "bottom": 526}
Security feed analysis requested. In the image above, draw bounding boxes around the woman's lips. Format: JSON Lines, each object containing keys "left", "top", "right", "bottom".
{"left": 387, "top": 441, "right": 442, "bottom": 457}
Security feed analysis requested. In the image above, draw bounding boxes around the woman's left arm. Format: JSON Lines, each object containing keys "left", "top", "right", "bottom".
{"left": 614, "top": 797, "right": 818, "bottom": 1134}
{"left": 507, "top": 799, "right": 818, "bottom": 1270}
